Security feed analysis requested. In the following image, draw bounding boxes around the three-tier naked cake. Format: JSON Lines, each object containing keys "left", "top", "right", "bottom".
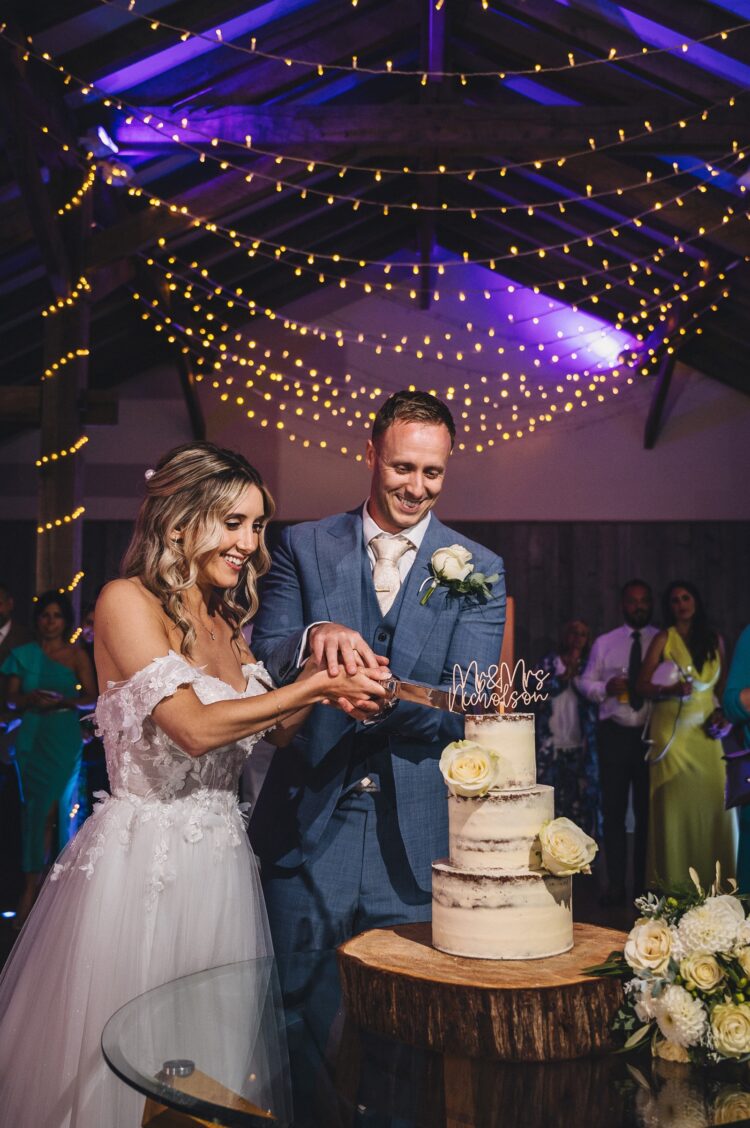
{"left": 431, "top": 714, "right": 574, "bottom": 960}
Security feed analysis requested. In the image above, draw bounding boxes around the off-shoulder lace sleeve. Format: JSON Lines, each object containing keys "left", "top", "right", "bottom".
{"left": 96, "top": 652, "right": 201, "bottom": 746}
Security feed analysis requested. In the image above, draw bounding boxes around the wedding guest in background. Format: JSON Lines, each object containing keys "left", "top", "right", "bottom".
{"left": 251, "top": 390, "right": 506, "bottom": 953}
{"left": 637, "top": 580, "right": 735, "bottom": 891}
{"left": 578, "top": 580, "right": 657, "bottom": 907}
{"left": 724, "top": 625, "right": 750, "bottom": 892}
{"left": 1, "top": 591, "right": 97, "bottom": 926}
{"left": 535, "top": 619, "right": 600, "bottom": 840}
{"left": 0, "top": 582, "right": 31, "bottom": 911}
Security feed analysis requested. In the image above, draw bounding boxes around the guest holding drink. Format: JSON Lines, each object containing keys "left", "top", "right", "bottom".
{"left": 637, "top": 580, "right": 735, "bottom": 891}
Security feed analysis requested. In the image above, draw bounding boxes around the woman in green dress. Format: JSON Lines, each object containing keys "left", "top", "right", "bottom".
{"left": 637, "top": 580, "right": 735, "bottom": 891}
{"left": 1, "top": 591, "right": 96, "bottom": 925}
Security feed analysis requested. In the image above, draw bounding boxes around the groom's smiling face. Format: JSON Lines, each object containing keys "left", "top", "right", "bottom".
{"left": 365, "top": 421, "right": 452, "bottom": 533}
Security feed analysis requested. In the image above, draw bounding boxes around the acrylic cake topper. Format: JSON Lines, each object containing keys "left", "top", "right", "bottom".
{"left": 450, "top": 659, "right": 550, "bottom": 713}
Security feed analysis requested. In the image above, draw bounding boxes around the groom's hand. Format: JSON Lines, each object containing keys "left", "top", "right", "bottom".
{"left": 309, "top": 623, "right": 386, "bottom": 677}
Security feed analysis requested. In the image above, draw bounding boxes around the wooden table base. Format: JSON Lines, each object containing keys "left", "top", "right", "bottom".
{"left": 337, "top": 921, "right": 626, "bottom": 1062}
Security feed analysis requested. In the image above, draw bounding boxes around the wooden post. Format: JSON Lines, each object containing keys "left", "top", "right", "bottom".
{"left": 36, "top": 298, "right": 90, "bottom": 607}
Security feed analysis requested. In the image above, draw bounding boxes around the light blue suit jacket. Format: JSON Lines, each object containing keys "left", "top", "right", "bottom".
{"left": 250, "top": 508, "right": 505, "bottom": 884}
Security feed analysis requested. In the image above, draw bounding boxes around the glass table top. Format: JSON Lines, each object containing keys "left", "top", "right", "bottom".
{"left": 102, "top": 949, "right": 750, "bottom": 1127}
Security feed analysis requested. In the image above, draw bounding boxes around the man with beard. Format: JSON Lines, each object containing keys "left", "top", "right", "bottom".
{"left": 250, "top": 391, "right": 505, "bottom": 952}
{"left": 578, "top": 579, "right": 657, "bottom": 906}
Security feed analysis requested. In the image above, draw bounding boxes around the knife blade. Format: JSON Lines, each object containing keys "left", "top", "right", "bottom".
{"left": 382, "top": 676, "right": 470, "bottom": 715}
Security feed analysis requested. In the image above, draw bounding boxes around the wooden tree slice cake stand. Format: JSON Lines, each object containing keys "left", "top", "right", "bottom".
{"left": 337, "top": 921, "right": 627, "bottom": 1062}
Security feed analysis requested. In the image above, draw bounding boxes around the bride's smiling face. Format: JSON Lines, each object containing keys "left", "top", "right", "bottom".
{"left": 195, "top": 483, "right": 266, "bottom": 590}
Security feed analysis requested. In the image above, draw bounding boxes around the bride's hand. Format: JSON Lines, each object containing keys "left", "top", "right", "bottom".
{"left": 316, "top": 664, "right": 391, "bottom": 718}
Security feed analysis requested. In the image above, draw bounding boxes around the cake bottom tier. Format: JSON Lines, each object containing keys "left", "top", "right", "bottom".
{"left": 431, "top": 861, "right": 573, "bottom": 960}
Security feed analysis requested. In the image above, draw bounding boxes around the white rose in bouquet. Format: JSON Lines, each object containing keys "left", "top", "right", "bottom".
{"left": 439, "top": 741, "right": 496, "bottom": 797}
{"left": 624, "top": 917, "right": 673, "bottom": 975}
{"left": 680, "top": 953, "right": 724, "bottom": 993}
{"left": 538, "top": 817, "right": 597, "bottom": 876}
{"left": 654, "top": 984, "right": 707, "bottom": 1047}
{"left": 431, "top": 544, "right": 474, "bottom": 582}
{"left": 711, "top": 1002, "right": 750, "bottom": 1058}
{"left": 736, "top": 947, "right": 750, "bottom": 977}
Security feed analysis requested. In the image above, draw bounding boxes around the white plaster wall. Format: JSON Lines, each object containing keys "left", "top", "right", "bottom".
{"left": 1, "top": 359, "right": 747, "bottom": 522}
{"left": 205, "top": 361, "right": 749, "bottom": 522}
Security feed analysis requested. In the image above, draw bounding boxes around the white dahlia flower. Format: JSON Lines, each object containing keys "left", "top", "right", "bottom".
{"left": 678, "top": 899, "right": 741, "bottom": 955}
{"left": 653, "top": 984, "right": 707, "bottom": 1048}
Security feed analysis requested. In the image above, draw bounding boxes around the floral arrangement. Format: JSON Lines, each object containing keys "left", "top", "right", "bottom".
{"left": 439, "top": 740, "right": 597, "bottom": 876}
{"left": 420, "top": 545, "right": 499, "bottom": 606}
{"left": 589, "top": 865, "right": 750, "bottom": 1064}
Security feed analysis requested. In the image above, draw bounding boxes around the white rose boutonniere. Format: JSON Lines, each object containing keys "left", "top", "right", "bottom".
{"left": 538, "top": 816, "right": 598, "bottom": 876}
{"left": 439, "top": 740, "right": 497, "bottom": 797}
{"left": 420, "top": 544, "right": 499, "bottom": 606}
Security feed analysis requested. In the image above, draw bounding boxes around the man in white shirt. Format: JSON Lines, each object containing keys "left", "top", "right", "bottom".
{"left": 577, "top": 579, "right": 657, "bottom": 907}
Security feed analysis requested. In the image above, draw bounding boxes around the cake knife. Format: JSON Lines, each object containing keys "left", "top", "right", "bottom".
{"left": 381, "top": 675, "right": 472, "bottom": 715}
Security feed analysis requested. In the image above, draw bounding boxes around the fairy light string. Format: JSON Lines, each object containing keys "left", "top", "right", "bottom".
{"left": 12, "top": 30, "right": 750, "bottom": 185}
{"left": 131, "top": 261, "right": 732, "bottom": 452}
{"left": 92, "top": 1, "right": 750, "bottom": 82}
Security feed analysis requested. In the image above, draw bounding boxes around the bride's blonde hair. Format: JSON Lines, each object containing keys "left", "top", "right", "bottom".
{"left": 122, "top": 442, "right": 275, "bottom": 655}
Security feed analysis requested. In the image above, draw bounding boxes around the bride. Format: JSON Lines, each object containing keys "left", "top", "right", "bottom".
{"left": 0, "top": 442, "right": 388, "bottom": 1127}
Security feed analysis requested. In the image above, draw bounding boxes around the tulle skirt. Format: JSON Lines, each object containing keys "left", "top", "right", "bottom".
{"left": 0, "top": 790, "right": 281, "bottom": 1127}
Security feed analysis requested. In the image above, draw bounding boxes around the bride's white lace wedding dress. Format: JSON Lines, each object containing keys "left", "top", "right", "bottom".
{"left": 0, "top": 651, "right": 282, "bottom": 1127}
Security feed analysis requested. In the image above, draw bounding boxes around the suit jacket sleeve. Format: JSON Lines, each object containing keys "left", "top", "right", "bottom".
{"left": 252, "top": 526, "right": 307, "bottom": 686}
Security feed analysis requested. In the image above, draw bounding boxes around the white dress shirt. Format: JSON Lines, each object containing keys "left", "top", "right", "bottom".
{"left": 296, "top": 505, "right": 433, "bottom": 664}
{"left": 0, "top": 620, "right": 11, "bottom": 649}
{"left": 576, "top": 622, "right": 659, "bottom": 727}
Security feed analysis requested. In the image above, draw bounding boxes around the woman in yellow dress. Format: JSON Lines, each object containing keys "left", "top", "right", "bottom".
{"left": 637, "top": 580, "right": 735, "bottom": 891}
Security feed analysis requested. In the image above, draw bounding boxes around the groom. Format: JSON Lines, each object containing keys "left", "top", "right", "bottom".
{"left": 250, "top": 391, "right": 505, "bottom": 953}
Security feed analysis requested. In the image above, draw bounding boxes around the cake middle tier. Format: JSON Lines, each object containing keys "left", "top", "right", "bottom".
{"left": 449, "top": 785, "right": 554, "bottom": 871}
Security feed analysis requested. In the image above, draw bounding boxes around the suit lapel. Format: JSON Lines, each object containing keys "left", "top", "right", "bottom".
{"left": 314, "top": 510, "right": 364, "bottom": 630}
{"left": 389, "top": 516, "right": 452, "bottom": 680}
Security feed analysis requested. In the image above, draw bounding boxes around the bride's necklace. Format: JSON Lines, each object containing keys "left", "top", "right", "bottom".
{"left": 200, "top": 617, "right": 217, "bottom": 641}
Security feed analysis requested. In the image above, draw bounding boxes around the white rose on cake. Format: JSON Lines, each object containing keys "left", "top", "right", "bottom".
{"left": 439, "top": 740, "right": 497, "bottom": 797}
{"left": 538, "top": 817, "right": 597, "bottom": 876}
{"left": 431, "top": 544, "right": 474, "bottom": 582}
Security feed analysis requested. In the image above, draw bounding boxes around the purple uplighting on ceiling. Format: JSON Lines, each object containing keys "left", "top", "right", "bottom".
{"left": 88, "top": 0, "right": 310, "bottom": 97}
{"left": 502, "top": 77, "right": 579, "bottom": 105}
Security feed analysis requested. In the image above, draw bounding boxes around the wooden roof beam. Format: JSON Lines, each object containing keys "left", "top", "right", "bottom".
{"left": 116, "top": 103, "right": 748, "bottom": 156}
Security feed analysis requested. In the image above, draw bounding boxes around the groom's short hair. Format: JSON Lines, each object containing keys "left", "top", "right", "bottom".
{"left": 372, "top": 391, "right": 456, "bottom": 448}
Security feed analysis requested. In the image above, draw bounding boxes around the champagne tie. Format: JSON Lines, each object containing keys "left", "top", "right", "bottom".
{"left": 370, "top": 534, "right": 412, "bottom": 615}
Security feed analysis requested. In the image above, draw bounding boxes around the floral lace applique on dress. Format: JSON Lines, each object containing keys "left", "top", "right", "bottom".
{"left": 49, "top": 651, "right": 272, "bottom": 905}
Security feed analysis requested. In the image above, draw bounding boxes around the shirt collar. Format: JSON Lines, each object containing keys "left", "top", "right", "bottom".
{"left": 362, "top": 501, "right": 432, "bottom": 551}
{"left": 0, "top": 619, "right": 11, "bottom": 646}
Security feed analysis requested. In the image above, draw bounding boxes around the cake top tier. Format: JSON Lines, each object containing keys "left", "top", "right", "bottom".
{"left": 461, "top": 713, "right": 536, "bottom": 791}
